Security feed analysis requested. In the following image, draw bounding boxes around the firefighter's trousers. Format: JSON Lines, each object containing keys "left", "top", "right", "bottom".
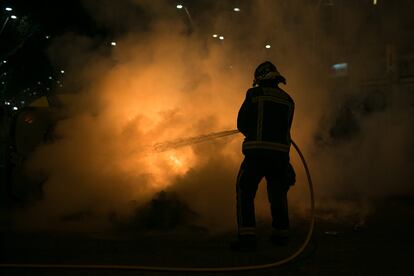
{"left": 236, "top": 152, "right": 290, "bottom": 236}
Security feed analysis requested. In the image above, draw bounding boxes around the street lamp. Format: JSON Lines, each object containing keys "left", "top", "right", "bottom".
{"left": 265, "top": 44, "right": 271, "bottom": 49}
{"left": 0, "top": 5, "right": 18, "bottom": 35}
{"left": 0, "top": 12, "right": 17, "bottom": 36}
{"left": 175, "top": 4, "right": 193, "bottom": 27}
{"left": 233, "top": 7, "right": 241, "bottom": 12}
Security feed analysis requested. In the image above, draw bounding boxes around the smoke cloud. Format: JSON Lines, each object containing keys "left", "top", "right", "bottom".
{"left": 18, "top": 0, "right": 414, "bottom": 231}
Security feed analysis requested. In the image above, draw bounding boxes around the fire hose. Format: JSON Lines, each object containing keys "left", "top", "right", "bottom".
{"left": 0, "top": 130, "right": 315, "bottom": 272}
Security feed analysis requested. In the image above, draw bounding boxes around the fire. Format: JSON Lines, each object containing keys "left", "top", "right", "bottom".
{"left": 169, "top": 154, "right": 183, "bottom": 167}
{"left": 116, "top": 140, "right": 196, "bottom": 190}
{"left": 144, "top": 148, "right": 195, "bottom": 188}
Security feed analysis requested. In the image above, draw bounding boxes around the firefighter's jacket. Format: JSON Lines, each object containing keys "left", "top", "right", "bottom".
{"left": 237, "top": 85, "right": 294, "bottom": 155}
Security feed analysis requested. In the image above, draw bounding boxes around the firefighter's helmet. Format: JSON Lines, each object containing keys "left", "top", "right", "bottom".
{"left": 253, "top": 61, "right": 286, "bottom": 86}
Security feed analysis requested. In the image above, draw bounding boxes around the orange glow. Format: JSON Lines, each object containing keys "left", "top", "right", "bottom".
{"left": 140, "top": 148, "right": 196, "bottom": 188}
{"left": 168, "top": 154, "right": 184, "bottom": 169}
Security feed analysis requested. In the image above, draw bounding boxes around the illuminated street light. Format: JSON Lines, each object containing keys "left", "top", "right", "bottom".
{"left": 175, "top": 4, "right": 193, "bottom": 27}
{"left": 219, "top": 36, "right": 224, "bottom": 40}
{"left": 265, "top": 44, "right": 271, "bottom": 49}
{"left": 45, "top": 35, "right": 50, "bottom": 39}
{"left": 13, "top": 106, "right": 18, "bottom": 111}
{"left": 60, "top": 70, "right": 65, "bottom": 74}
{"left": 2, "top": 60, "right": 6, "bottom": 64}
{"left": 212, "top": 34, "right": 218, "bottom": 38}
{"left": 233, "top": 7, "right": 240, "bottom": 12}
{"left": 1, "top": 8, "right": 17, "bottom": 36}
{"left": 4, "top": 101, "right": 11, "bottom": 106}
{"left": 110, "top": 41, "right": 117, "bottom": 46}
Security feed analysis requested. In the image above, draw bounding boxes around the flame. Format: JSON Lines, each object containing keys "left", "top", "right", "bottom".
{"left": 81, "top": 60, "right": 236, "bottom": 194}
{"left": 169, "top": 154, "right": 183, "bottom": 167}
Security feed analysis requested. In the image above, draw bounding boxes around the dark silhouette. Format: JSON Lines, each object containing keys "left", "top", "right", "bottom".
{"left": 231, "top": 61, "right": 295, "bottom": 251}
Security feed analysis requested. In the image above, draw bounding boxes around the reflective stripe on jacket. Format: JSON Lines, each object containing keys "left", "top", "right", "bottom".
{"left": 237, "top": 86, "right": 294, "bottom": 154}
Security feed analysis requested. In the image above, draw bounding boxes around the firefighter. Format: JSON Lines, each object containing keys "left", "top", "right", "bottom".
{"left": 231, "top": 61, "right": 295, "bottom": 251}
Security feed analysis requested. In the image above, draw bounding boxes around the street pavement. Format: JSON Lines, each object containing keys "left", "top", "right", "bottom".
{"left": 1, "top": 196, "right": 413, "bottom": 276}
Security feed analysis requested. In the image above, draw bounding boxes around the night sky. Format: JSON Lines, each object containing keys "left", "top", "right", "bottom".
{"left": 1, "top": 1, "right": 107, "bottom": 102}
{"left": 0, "top": 0, "right": 224, "bottom": 105}
{"left": 2, "top": 0, "right": 413, "bottom": 104}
